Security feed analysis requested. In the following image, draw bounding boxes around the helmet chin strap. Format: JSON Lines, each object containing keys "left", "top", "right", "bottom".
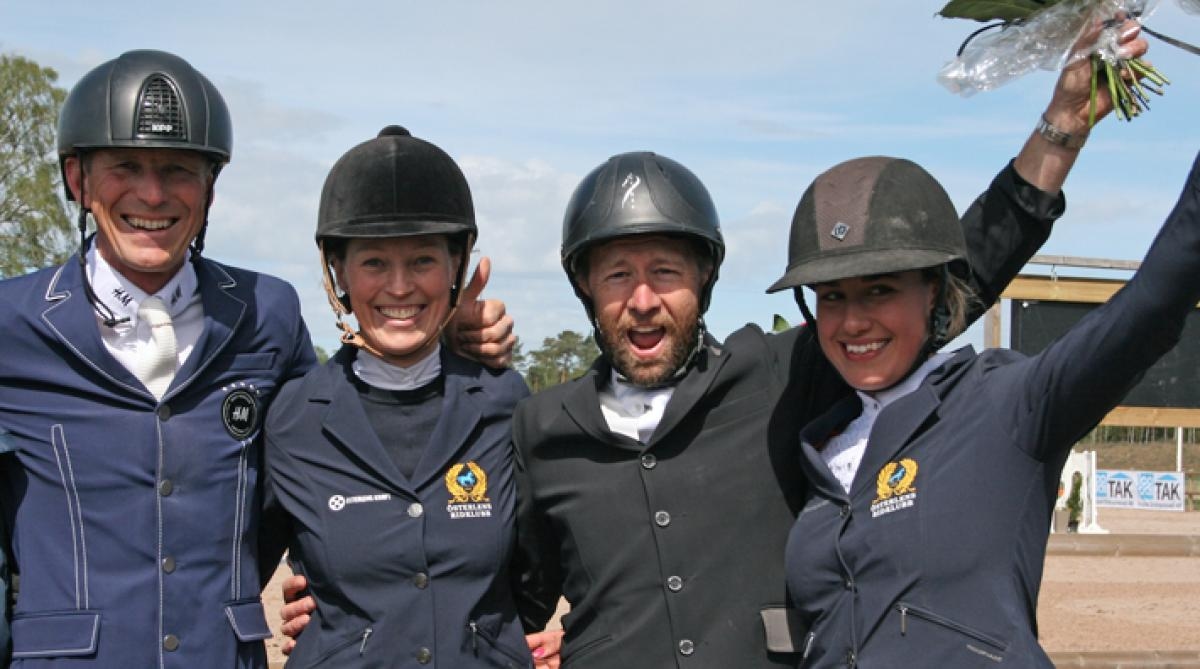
{"left": 189, "top": 179, "right": 216, "bottom": 264}
{"left": 795, "top": 270, "right": 949, "bottom": 396}
{"left": 75, "top": 170, "right": 129, "bottom": 329}
{"left": 77, "top": 163, "right": 217, "bottom": 328}
{"left": 318, "top": 237, "right": 472, "bottom": 365}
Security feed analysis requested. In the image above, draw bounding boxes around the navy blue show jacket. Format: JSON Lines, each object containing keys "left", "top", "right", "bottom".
{"left": 0, "top": 257, "right": 316, "bottom": 668}
{"left": 786, "top": 151, "right": 1200, "bottom": 668}
{"left": 264, "top": 346, "right": 532, "bottom": 669}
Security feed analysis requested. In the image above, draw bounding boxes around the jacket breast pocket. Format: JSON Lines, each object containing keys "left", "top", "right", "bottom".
{"left": 214, "top": 352, "right": 278, "bottom": 371}
{"left": 10, "top": 610, "right": 100, "bottom": 659}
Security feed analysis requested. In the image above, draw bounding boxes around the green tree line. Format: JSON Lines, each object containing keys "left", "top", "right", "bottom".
{"left": 514, "top": 330, "right": 600, "bottom": 392}
{"left": 1, "top": 53, "right": 73, "bottom": 278}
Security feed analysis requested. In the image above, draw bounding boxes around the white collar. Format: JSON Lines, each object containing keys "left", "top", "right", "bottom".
{"left": 856, "top": 351, "right": 952, "bottom": 414}
{"left": 352, "top": 343, "right": 443, "bottom": 391}
{"left": 599, "top": 370, "right": 675, "bottom": 443}
{"left": 86, "top": 244, "right": 198, "bottom": 326}
{"left": 608, "top": 370, "right": 675, "bottom": 417}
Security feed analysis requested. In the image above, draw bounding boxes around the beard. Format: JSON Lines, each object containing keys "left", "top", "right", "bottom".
{"left": 598, "top": 313, "right": 701, "bottom": 388}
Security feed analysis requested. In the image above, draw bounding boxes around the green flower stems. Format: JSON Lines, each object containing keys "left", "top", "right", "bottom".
{"left": 1089, "top": 54, "right": 1170, "bottom": 125}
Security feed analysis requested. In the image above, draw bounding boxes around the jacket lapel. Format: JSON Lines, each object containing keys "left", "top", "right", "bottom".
{"left": 560, "top": 359, "right": 640, "bottom": 450}
{"left": 647, "top": 335, "right": 730, "bottom": 449}
{"left": 850, "top": 381, "right": 943, "bottom": 500}
{"left": 170, "top": 260, "right": 245, "bottom": 396}
{"left": 318, "top": 353, "right": 412, "bottom": 496}
{"left": 40, "top": 262, "right": 144, "bottom": 393}
{"left": 799, "top": 393, "right": 864, "bottom": 501}
{"left": 408, "top": 352, "right": 485, "bottom": 489}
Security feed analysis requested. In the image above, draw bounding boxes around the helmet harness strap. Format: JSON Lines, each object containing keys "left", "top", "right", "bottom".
{"left": 793, "top": 264, "right": 952, "bottom": 394}
{"left": 189, "top": 177, "right": 217, "bottom": 264}
{"left": 320, "top": 235, "right": 475, "bottom": 363}
{"left": 74, "top": 164, "right": 129, "bottom": 328}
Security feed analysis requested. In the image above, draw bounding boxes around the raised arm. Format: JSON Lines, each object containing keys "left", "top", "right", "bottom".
{"left": 1018, "top": 149, "right": 1200, "bottom": 459}
{"left": 962, "top": 17, "right": 1149, "bottom": 313}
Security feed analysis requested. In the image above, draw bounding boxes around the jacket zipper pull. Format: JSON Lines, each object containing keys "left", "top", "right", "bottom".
{"left": 469, "top": 620, "right": 479, "bottom": 653}
{"left": 360, "top": 627, "right": 373, "bottom": 655}
{"left": 899, "top": 606, "right": 908, "bottom": 636}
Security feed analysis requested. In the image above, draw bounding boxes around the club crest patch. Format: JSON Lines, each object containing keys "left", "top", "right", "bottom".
{"left": 870, "top": 458, "right": 918, "bottom": 518}
{"left": 444, "top": 461, "right": 492, "bottom": 519}
{"left": 221, "top": 384, "right": 261, "bottom": 441}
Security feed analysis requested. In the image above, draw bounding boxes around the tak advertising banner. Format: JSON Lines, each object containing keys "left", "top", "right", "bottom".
{"left": 1095, "top": 470, "right": 1186, "bottom": 511}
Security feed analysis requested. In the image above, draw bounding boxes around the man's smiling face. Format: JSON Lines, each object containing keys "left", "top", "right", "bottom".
{"left": 67, "top": 147, "right": 212, "bottom": 294}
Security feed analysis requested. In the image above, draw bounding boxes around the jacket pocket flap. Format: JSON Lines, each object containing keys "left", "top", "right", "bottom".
{"left": 224, "top": 600, "right": 272, "bottom": 642}
{"left": 11, "top": 611, "right": 100, "bottom": 658}
{"left": 760, "top": 606, "right": 808, "bottom": 653}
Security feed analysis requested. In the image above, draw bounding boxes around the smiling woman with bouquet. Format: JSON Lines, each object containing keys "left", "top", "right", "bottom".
{"left": 769, "top": 148, "right": 1200, "bottom": 667}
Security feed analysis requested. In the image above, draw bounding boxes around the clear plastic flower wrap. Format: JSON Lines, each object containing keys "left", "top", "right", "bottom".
{"left": 938, "top": 0, "right": 1161, "bottom": 96}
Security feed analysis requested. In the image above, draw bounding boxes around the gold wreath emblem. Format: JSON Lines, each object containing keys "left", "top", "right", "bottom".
{"left": 875, "top": 458, "right": 918, "bottom": 502}
{"left": 444, "top": 461, "right": 490, "bottom": 504}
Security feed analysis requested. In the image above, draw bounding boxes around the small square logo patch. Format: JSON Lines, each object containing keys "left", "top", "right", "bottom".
{"left": 831, "top": 222, "right": 850, "bottom": 241}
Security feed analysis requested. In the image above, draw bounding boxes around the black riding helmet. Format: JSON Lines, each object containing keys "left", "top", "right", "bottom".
{"left": 58, "top": 49, "right": 232, "bottom": 199}
{"left": 767, "top": 156, "right": 969, "bottom": 350}
{"left": 561, "top": 151, "right": 724, "bottom": 321}
{"left": 316, "top": 125, "right": 477, "bottom": 350}
{"left": 57, "top": 49, "right": 232, "bottom": 326}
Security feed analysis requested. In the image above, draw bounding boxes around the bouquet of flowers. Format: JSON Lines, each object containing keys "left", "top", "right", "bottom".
{"left": 938, "top": 0, "right": 1196, "bottom": 124}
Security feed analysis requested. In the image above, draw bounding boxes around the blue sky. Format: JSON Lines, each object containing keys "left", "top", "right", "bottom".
{"left": 6, "top": 1, "right": 1199, "bottom": 354}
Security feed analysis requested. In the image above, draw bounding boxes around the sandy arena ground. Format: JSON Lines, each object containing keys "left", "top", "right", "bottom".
{"left": 262, "top": 507, "right": 1200, "bottom": 665}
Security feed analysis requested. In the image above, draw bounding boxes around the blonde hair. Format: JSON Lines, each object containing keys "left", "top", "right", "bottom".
{"left": 923, "top": 266, "right": 976, "bottom": 345}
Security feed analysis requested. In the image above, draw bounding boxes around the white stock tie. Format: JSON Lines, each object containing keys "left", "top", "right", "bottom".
{"left": 136, "top": 296, "right": 177, "bottom": 399}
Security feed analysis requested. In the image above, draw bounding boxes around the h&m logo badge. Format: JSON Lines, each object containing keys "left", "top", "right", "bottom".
{"left": 220, "top": 383, "right": 261, "bottom": 441}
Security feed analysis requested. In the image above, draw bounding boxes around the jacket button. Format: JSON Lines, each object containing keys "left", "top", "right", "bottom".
{"left": 163, "top": 634, "right": 180, "bottom": 651}
{"left": 666, "top": 575, "right": 683, "bottom": 592}
{"left": 415, "top": 647, "right": 432, "bottom": 664}
{"left": 157, "top": 405, "right": 171, "bottom": 421}
{"left": 158, "top": 479, "right": 173, "bottom": 496}
{"left": 678, "top": 639, "right": 695, "bottom": 656}
{"left": 408, "top": 503, "right": 424, "bottom": 518}
{"left": 654, "top": 510, "right": 671, "bottom": 527}
{"left": 845, "top": 650, "right": 857, "bottom": 666}
{"left": 641, "top": 454, "right": 657, "bottom": 469}
{"left": 162, "top": 556, "right": 176, "bottom": 573}
{"left": 844, "top": 578, "right": 855, "bottom": 591}
{"left": 413, "top": 572, "right": 429, "bottom": 589}
{"left": 839, "top": 505, "right": 850, "bottom": 518}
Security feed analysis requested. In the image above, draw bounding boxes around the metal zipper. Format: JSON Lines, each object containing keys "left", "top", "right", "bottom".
{"left": 359, "top": 627, "right": 373, "bottom": 655}
{"left": 895, "top": 602, "right": 1004, "bottom": 649}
